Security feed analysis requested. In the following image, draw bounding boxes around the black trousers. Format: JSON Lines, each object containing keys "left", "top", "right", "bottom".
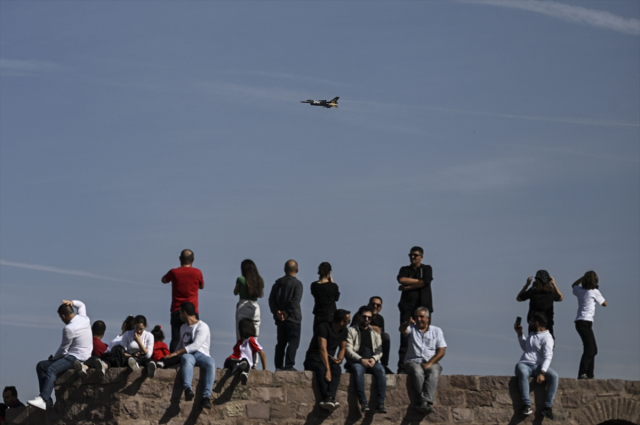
{"left": 380, "top": 332, "right": 391, "bottom": 368}
{"left": 304, "top": 355, "right": 341, "bottom": 400}
{"left": 170, "top": 310, "right": 199, "bottom": 353}
{"left": 275, "top": 320, "right": 301, "bottom": 370}
{"left": 575, "top": 320, "right": 598, "bottom": 378}
{"left": 397, "top": 310, "right": 413, "bottom": 373}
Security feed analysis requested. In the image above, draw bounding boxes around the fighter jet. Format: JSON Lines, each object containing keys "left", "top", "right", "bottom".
{"left": 300, "top": 97, "right": 339, "bottom": 108}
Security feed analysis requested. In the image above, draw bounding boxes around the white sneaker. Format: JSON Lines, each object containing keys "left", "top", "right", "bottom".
{"left": 147, "top": 361, "right": 157, "bottom": 378}
{"left": 27, "top": 396, "right": 47, "bottom": 410}
{"left": 157, "top": 361, "right": 165, "bottom": 369}
{"left": 96, "top": 359, "right": 107, "bottom": 377}
{"left": 240, "top": 371, "right": 249, "bottom": 385}
{"left": 73, "top": 360, "right": 88, "bottom": 378}
{"left": 128, "top": 357, "right": 141, "bottom": 373}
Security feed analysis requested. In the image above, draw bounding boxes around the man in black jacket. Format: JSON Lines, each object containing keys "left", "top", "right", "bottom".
{"left": 269, "top": 259, "right": 303, "bottom": 371}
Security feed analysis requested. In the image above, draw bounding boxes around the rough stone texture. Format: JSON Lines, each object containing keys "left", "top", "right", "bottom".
{"left": 6, "top": 368, "right": 639, "bottom": 425}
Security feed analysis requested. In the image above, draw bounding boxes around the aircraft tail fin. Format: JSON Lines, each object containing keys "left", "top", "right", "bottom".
{"left": 329, "top": 97, "right": 339, "bottom": 104}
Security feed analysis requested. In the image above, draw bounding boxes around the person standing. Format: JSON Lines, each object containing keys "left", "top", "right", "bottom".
{"left": 516, "top": 270, "right": 563, "bottom": 338}
{"left": 162, "top": 249, "right": 205, "bottom": 352}
{"left": 572, "top": 271, "right": 607, "bottom": 379}
{"left": 345, "top": 306, "right": 387, "bottom": 413}
{"left": 303, "top": 309, "right": 350, "bottom": 411}
{"left": 28, "top": 300, "right": 92, "bottom": 410}
{"left": 233, "top": 259, "right": 264, "bottom": 341}
{"left": 268, "top": 259, "right": 303, "bottom": 371}
{"left": 397, "top": 246, "right": 433, "bottom": 373}
{"left": 514, "top": 312, "right": 558, "bottom": 420}
{"left": 310, "top": 262, "right": 341, "bottom": 332}
{"left": 162, "top": 302, "right": 215, "bottom": 410}
{"left": 400, "top": 307, "right": 446, "bottom": 415}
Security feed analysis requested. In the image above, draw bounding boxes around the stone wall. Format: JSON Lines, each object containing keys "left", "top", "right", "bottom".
{"left": 6, "top": 367, "right": 640, "bottom": 425}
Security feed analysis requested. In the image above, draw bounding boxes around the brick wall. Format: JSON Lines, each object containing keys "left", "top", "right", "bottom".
{"left": 6, "top": 367, "right": 640, "bottom": 424}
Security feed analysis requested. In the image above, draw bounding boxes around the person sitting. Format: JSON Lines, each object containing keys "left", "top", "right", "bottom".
{"left": 91, "top": 320, "right": 108, "bottom": 357}
{"left": 224, "top": 318, "right": 268, "bottom": 385}
{"left": 106, "top": 315, "right": 135, "bottom": 352}
{"left": 351, "top": 296, "right": 393, "bottom": 374}
{"left": 151, "top": 325, "right": 171, "bottom": 367}
{"left": 514, "top": 312, "right": 559, "bottom": 420}
{"left": 162, "top": 302, "right": 215, "bottom": 410}
{"left": 345, "top": 306, "right": 387, "bottom": 413}
{"left": 400, "top": 306, "right": 446, "bottom": 414}
{"left": 28, "top": 300, "right": 92, "bottom": 410}
{"left": 303, "top": 309, "right": 350, "bottom": 411}
{"left": 2, "top": 386, "right": 25, "bottom": 409}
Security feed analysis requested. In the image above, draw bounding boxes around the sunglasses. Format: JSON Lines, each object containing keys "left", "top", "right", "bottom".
{"left": 361, "top": 316, "right": 372, "bottom": 321}
{"left": 370, "top": 303, "right": 382, "bottom": 307}
{"left": 409, "top": 254, "right": 422, "bottom": 258}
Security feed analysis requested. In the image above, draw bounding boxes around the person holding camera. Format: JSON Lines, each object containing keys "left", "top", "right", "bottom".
{"left": 514, "top": 312, "right": 558, "bottom": 420}
{"left": 516, "top": 270, "right": 563, "bottom": 338}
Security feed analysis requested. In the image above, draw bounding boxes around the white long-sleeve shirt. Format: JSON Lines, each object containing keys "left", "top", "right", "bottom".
{"left": 53, "top": 300, "right": 92, "bottom": 361}
{"left": 176, "top": 320, "right": 211, "bottom": 356}
{"left": 518, "top": 330, "right": 554, "bottom": 372}
{"left": 117, "top": 329, "right": 154, "bottom": 359}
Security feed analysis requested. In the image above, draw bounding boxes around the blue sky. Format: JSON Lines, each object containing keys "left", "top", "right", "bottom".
{"left": 1, "top": 0, "right": 638, "bottom": 400}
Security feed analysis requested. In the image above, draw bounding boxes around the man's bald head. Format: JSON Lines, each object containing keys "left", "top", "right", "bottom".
{"left": 180, "top": 249, "right": 194, "bottom": 266}
{"left": 284, "top": 260, "right": 298, "bottom": 275}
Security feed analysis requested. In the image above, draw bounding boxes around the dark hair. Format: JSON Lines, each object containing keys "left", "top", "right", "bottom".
{"left": 180, "top": 302, "right": 197, "bottom": 317}
{"left": 333, "top": 309, "right": 351, "bottom": 323}
{"left": 357, "top": 305, "right": 374, "bottom": 316}
{"left": 241, "top": 259, "right": 264, "bottom": 298}
{"left": 317, "top": 262, "right": 332, "bottom": 278}
{"left": 410, "top": 246, "right": 424, "bottom": 255}
{"left": 57, "top": 304, "right": 74, "bottom": 316}
{"left": 238, "top": 318, "right": 257, "bottom": 339}
{"left": 92, "top": 320, "right": 106, "bottom": 336}
{"left": 2, "top": 386, "right": 17, "bottom": 397}
{"left": 180, "top": 249, "right": 194, "bottom": 266}
{"left": 284, "top": 259, "right": 298, "bottom": 274}
{"left": 582, "top": 271, "right": 599, "bottom": 290}
{"left": 151, "top": 325, "right": 165, "bottom": 342}
{"left": 133, "top": 315, "right": 147, "bottom": 328}
{"left": 369, "top": 296, "right": 383, "bottom": 304}
{"left": 531, "top": 312, "right": 548, "bottom": 327}
{"left": 123, "top": 315, "right": 135, "bottom": 331}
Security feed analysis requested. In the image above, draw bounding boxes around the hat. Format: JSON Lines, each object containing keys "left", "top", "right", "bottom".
{"left": 535, "top": 270, "right": 551, "bottom": 284}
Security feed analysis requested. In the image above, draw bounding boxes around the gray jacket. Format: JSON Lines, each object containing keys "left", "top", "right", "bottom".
{"left": 345, "top": 326, "right": 383, "bottom": 363}
{"left": 268, "top": 275, "right": 303, "bottom": 324}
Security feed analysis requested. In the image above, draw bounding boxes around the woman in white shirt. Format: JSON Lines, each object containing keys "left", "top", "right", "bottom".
{"left": 572, "top": 271, "right": 607, "bottom": 379}
{"left": 106, "top": 315, "right": 134, "bottom": 352}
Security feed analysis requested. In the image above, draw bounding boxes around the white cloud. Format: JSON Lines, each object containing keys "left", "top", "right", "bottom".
{"left": 0, "top": 58, "right": 63, "bottom": 76}
{"left": 463, "top": 0, "right": 640, "bottom": 35}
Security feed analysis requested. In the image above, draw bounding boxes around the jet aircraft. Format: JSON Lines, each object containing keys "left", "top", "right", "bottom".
{"left": 300, "top": 97, "right": 339, "bottom": 108}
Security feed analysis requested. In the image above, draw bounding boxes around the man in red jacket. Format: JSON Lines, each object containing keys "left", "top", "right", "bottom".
{"left": 162, "top": 249, "right": 205, "bottom": 352}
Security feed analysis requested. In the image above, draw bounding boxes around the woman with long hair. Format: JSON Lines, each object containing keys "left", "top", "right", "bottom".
{"left": 517, "top": 270, "right": 563, "bottom": 338}
{"left": 572, "top": 271, "right": 607, "bottom": 379}
{"left": 310, "top": 262, "right": 341, "bottom": 332}
{"left": 234, "top": 259, "right": 264, "bottom": 342}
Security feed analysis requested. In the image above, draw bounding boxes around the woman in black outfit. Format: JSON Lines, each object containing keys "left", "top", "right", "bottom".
{"left": 516, "top": 269, "right": 564, "bottom": 338}
{"left": 310, "top": 262, "right": 341, "bottom": 332}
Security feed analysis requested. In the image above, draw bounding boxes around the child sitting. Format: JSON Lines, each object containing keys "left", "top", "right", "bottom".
{"left": 151, "top": 325, "right": 171, "bottom": 367}
{"left": 224, "top": 318, "right": 267, "bottom": 384}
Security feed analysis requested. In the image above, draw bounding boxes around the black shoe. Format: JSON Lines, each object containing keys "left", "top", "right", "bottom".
{"left": 184, "top": 388, "right": 194, "bottom": 401}
{"left": 521, "top": 405, "right": 532, "bottom": 416}
{"left": 578, "top": 374, "right": 588, "bottom": 379}
{"left": 360, "top": 401, "right": 370, "bottom": 412}
{"left": 376, "top": 403, "right": 387, "bottom": 413}
{"left": 200, "top": 398, "right": 212, "bottom": 410}
{"left": 283, "top": 367, "right": 298, "bottom": 372}
{"left": 416, "top": 401, "right": 430, "bottom": 414}
{"left": 384, "top": 366, "right": 395, "bottom": 375}
{"left": 319, "top": 397, "right": 333, "bottom": 411}
{"left": 542, "top": 407, "right": 554, "bottom": 420}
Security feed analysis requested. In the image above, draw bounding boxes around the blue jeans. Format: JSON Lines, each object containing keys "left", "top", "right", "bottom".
{"left": 515, "top": 362, "right": 558, "bottom": 408}
{"left": 349, "top": 362, "right": 386, "bottom": 405}
{"left": 180, "top": 352, "right": 215, "bottom": 398}
{"left": 36, "top": 355, "right": 77, "bottom": 402}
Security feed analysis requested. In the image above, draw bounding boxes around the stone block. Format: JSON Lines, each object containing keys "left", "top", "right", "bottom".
{"left": 475, "top": 406, "right": 513, "bottom": 423}
{"left": 449, "top": 375, "right": 478, "bottom": 391}
{"left": 246, "top": 369, "right": 273, "bottom": 386}
{"left": 274, "top": 370, "right": 304, "bottom": 386}
{"left": 375, "top": 406, "right": 402, "bottom": 422}
{"left": 286, "top": 387, "right": 316, "bottom": 404}
{"left": 386, "top": 373, "right": 397, "bottom": 388}
{"left": 154, "top": 368, "right": 177, "bottom": 382}
{"left": 561, "top": 392, "right": 581, "bottom": 408}
{"left": 424, "top": 405, "right": 451, "bottom": 422}
{"left": 607, "top": 379, "right": 623, "bottom": 391}
{"left": 338, "top": 372, "right": 351, "bottom": 389}
{"left": 271, "top": 404, "right": 294, "bottom": 419}
{"left": 625, "top": 380, "right": 640, "bottom": 395}
{"left": 452, "top": 407, "right": 473, "bottom": 422}
{"left": 581, "top": 392, "right": 597, "bottom": 403}
{"left": 296, "top": 402, "right": 314, "bottom": 419}
{"left": 253, "top": 386, "right": 284, "bottom": 402}
{"left": 224, "top": 401, "right": 245, "bottom": 417}
{"left": 246, "top": 403, "right": 270, "bottom": 419}
{"left": 231, "top": 386, "right": 251, "bottom": 400}
{"left": 121, "top": 400, "right": 141, "bottom": 419}
{"left": 493, "top": 392, "right": 513, "bottom": 405}
{"left": 437, "top": 390, "right": 464, "bottom": 406}
{"left": 478, "top": 375, "right": 511, "bottom": 390}
{"left": 436, "top": 375, "right": 449, "bottom": 390}
{"left": 385, "top": 388, "right": 411, "bottom": 405}
{"left": 466, "top": 390, "right": 492, "bottom": 407}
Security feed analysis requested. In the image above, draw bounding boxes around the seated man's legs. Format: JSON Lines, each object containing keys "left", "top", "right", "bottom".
{"left": 404, "top": 361, "right": 426, "bottom": 404}
{"left": 36, "top": 356, "right": 76, "bottom": 402}
{"left": 327, "top": 362, "right": 341, "bottom": 400}
{"left": 303, "top": 356, "right": 329, "bottom": 400}
{"left": 370, "top": 362, "right": 387, "bottom": 405}
{"left": 349, "top": 363, "right": 368, "bottom": 404}
{"left": 515, "top": 362, "right": 535, "bottom": 406}
{"left": 193, "top": 352, "right": 216, "bottom": 399}
{"left": 180, "top": 354, "right": 197, "bottom": 393}
{"left": 169, "top": 310, "right": 182, "bottom": 353}
{"left": 422, "top": 363, "right": 442, "bottom": 405}
{"left": 541, "top": 367, "right": 558, "bottom": 408}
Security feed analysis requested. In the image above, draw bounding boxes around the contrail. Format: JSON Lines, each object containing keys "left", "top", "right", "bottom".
{"left": 0, "top": 259, "right": 150, "bottom": 286}
{"left": 462, "top": 0, "right": 640, "bottom": 36}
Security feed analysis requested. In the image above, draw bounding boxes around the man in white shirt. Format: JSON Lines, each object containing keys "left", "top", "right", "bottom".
{"left": 28, "top": 300, "right": 92, "bottom": 410}
{"left": 514, "top": 312, "right": 558, "bottom": 420}
{"left": 162, "top": 302, "right": 215, "bottom": 410}
{"left": 400, "top": 306, "right": 446, "bottom": 415}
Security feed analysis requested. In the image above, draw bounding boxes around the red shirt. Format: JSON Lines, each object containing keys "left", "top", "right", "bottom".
{"left": 152, "top": 341, "right": 170, "bottom": 361}
{"left": 92, "top": 336, "right": 108, "bottom": 357}
{"left": 163, "top": 267, "right": 204, "bottom": 313}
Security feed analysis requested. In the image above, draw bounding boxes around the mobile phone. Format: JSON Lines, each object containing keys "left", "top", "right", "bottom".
{"left": 516, "top": 317, "right": 522, "bottom": 326}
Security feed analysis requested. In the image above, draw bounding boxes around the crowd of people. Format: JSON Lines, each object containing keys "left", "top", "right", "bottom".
{"left": 4, "top": 247, "right": 608, "bottom": 421}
